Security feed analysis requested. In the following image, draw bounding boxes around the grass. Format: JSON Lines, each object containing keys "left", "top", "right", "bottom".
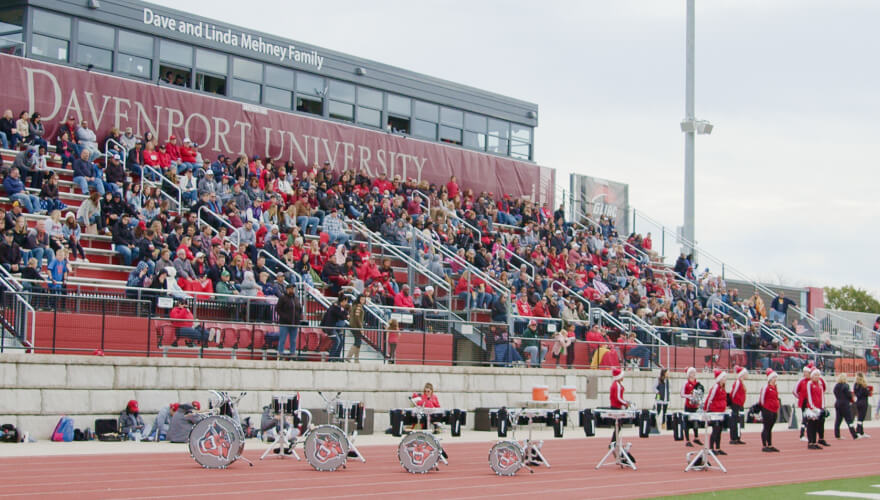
{"left": 650, "top": 474, "right": 880, "bottom": 499}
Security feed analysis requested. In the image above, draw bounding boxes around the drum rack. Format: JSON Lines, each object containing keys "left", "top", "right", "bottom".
{"left": 318, "top": 391, "right": 366, "bottom": 464}
{"left": 488, "top": 407, "right": 560, "bottom": 475}
{"left": 684, "top": 411, "right": 728, "bottom": 473}
{"left": 260, "top": 394, "right": 312, "bottom": 461}
{"left": 595, "top": 408, "right": 639, "bottom": 471}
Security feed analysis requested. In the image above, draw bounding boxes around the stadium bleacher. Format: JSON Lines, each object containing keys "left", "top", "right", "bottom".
{"left": 0, "top": 119, "right": 877, "bottom": 374}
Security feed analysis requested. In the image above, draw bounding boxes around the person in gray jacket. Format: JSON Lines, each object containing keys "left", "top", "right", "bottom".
{"left": 118, "top": 400, "right": 146, "bottom": 440}
{"left": 167, "top": 401, "right": 202, "bottom": 443}
{"left": 147, "top": 402, "right": 178, "bottom": 441}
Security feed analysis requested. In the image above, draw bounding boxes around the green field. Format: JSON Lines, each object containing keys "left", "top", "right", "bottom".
{"left": 652, "top": 475, "right": 880, "bottom": 499}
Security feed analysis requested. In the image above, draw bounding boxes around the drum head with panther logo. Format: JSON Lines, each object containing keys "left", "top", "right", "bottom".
{"left": 489, "top": 440, "right": 525, "bottom": 476}
{"left": 304, "top": 425, "right": 349, "bottom": 471}
{"left": 398, "top": 431, "right": 441, "bottom": 474}
{"left": 188, "top": 415, "right": 245, "bottom": 469}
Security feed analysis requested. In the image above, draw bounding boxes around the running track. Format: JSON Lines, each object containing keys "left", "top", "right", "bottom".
{"left": 1, "top": 430, "right": 877, "bottom": 499}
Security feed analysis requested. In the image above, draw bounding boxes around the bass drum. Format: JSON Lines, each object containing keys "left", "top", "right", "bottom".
{"left": 188, "top": 415, "right": 245, "bottom": 469}
{"left": 398, "top": 431, "right": 442, "bottom": 474}
{"left": 304, "top": 425, "right": 349, "bottom": 471}
{"left": 488, "top": 440, "right": 525, "bottom": 476}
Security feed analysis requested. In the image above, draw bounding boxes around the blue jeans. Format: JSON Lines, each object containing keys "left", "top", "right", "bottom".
{"left": 494, "top": 343, "right": 523, "bottom": 366}
{"left": 0, "top": 131, "right": 7, "bottom": 149}
{"left": 23, "top": 247, "right": 53, "bottom": 269}
{"left": 10, "top": 192, "right": 40, "bottom": 213}
{"left": 176, "top": 162, "right": 197, "bottom": 175}
{"left": 628, "top": 345, "right": 651, "bottom": 367}
{"left": 115, "top": 244, "right": 139, "bottom": 266}
{"left": 43, "top": 198, "right": 67, "bottom": 212}
{"left": 769, "top": 309, "right": 785, "bottom": 324}
{"left": 328, "top": 320, "right": 346, "bottom": 360}
{"left": 278, "top": 326, "right": 298, "bottom": 355}
{"left": 523, "top": 345, "right": 548, "bottom": 367}
{"left": 458, "top": 291, "right": 488, "bottom": 309}
{"left": 328, "top": 232, "right": 350, "bottom": 246}
{"left": 73, "top": 176, "right": 105, "bottom": 195}
{"left": 181, "top": 190, "right": 197, "bottom": 206}
{"left": 297, "top": 216, "right": 319, "bottom": 235}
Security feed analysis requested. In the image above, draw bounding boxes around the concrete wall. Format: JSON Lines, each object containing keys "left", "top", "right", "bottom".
{"left": 1, "top": 354, "right": 875, "bottom": 439}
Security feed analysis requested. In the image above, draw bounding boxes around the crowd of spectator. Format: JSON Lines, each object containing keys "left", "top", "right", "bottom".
{"left": 1, "top": 114, "right": 878, "bottom": 372}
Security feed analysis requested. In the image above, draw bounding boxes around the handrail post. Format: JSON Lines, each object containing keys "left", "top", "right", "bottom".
{"left": 100, "top": 299, "right": 106, "bottom": 351}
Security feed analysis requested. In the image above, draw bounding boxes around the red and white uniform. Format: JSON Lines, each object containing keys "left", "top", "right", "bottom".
{"left": 412, "top": 392, "right": 440, "bottom": 408}
{"left": 681, "top": 379, "right": 700, "bottom": 410}
{"left": 730, "top": 377, "right": 746, "bottom": 407}
{"left": 760, "top": 384, "right": 780, "bottom": 413}
{"left": 806, "top": 380, "right": 824, "bottom": 411}
{"left": 703, "top": 382, "right": 727, "bottom": 413}
{"left": 794, "top": 376, "right": 810, "bottom": 408}
{"left": 610, "top": 380, "right": 628, "bottom": 409}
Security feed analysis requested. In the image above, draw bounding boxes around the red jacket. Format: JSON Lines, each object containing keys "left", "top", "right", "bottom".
{"left": 681, "top": 379, "right": 700, "bottom": 410}
{"left": 165, "top": 141, "right": 181, "bottom": 161}
{"left": 180, "top": 145, "right": 198, "bottom": 163}
{"left": 610, "top": 380, "right": 627, "bottom": 409}
{"left": 806, "top": 380, "right": 824, "bottom": 411}
{"left": 729, "top": 378, "right": 746, "bottom": 407}
{"left": 760, "top": 384, "right": 780, "bottom": 413}
{"left": 794, "top": 377, "right": 809, "bottom": 408}
{"left": 143, "top": 150, "right": 161, "bottom": 167}
{"left": 170, "top": 305, "right": 194, "bottom": 328}
{"left": 446, "top": 181, "right": 459, "bottom": 199}
{"left": 413, "top": 392, "right": 440, "bottom": 408}
{"left": 394, "top": 292, "right": 414, "bottom": 308}
{"left": 703, "top": 382, "right": 727, "bottom": 413}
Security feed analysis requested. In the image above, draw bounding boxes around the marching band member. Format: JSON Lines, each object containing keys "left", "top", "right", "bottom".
{"left": 794, "top": 363, "right": 812, "bottom": 441}
{"left": 814, "top": 367, "right": 830, "bottom": 447}
{"left": 759, "top": 368, "right": 781, "bottom": 452}
{"left": 703, "top": 368, "right": 728, "bottom": 455}
{"left": 832, "top": 373, "right": 859, "bottom": 440}
{"left": 680, "top": 367, "right": 703, "bottom": 447}
{"left": 412, "top": 383, "right": 442, "bottom": 433}
{"left": 728, "top": 365, "right": 747, "bottom": 445}
{"left": 609, "top": 367, "right": 635, "bottom": 463}
{"left": 806, "top": 368, "right": 826, "bottom": 450}
{"left": 853, "top": 373, "right": 872, "bottom": 438}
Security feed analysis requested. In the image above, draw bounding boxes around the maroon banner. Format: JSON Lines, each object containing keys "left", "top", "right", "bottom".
{"left": 0, "top": 54, "right": 554, "bottom": 204}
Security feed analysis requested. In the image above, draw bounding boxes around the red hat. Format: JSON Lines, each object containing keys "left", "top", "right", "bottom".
{"left": 211, "top": 237, "right": 222, "bottom": 246}
{"left": 170, "top": 403, "right": 180, "bottom": 412}
{"left": 765, "top": 368, "right": 778, "bottom": 381}
{"left": 735, "top": 365, "right": 748, "bottom": 378}
{"left": 612, "top": 367, "right": 624, "bottom": 381}
{"left": 168, "top": 135, "right": 177, "bottom": 140}
{"left": 127, "top": 400, "right": 139, "bottom": 413}
{"left": 192, "top": 400, "right": 201, "bottom": 410}
{"left": 713, "top": 368, "right": 726, "bottom": 383}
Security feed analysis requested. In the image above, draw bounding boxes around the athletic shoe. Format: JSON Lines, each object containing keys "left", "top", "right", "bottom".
{"left": 800, "top": 436, "right": 808, "bottom": 442}
{"left": 685, "top": 441, "right": 694, "bottom": 447}
{"left": 762, "top": 447, "right": 773, "bottom": 452}
{"left": 730, "top": 440, "right": 746, "bottom": 445}
{"left": 818, "top": 440, "right": 831, "bottom": 447}
{"left": 862, "top": 433, "right": 871, "bottom": 438}
{"left": 855, "top": 434, "right": 867, "bottom": 440}
{"left": 693, "top": 439, "right": 703, "bottom": 445}
{"left": 808, "top": 444, "right": 822, "bottom": 450}
{"left": 715, "top": 450, "right": 727, "bottom": 456}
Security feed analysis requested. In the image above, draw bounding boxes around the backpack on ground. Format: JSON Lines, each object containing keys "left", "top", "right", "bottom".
{"left": 51, "top": 417, "right": 75, "bottom": 442}
{"left": 0, "top": 424, "right": 19, "bottom": 443}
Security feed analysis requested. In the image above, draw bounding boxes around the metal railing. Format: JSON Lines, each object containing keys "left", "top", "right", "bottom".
{"left": 143, "top": 164, "right": 182, "bottom": 212}
{"left": 0, "top": 267, "right": 35, "bottom": 351}
{"left": 197, "top": 206, "right": 241, "bottom": 247}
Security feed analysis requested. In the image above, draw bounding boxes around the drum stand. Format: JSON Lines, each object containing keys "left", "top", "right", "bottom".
{"left": 318, "top": 392, "right": 366, "bottom": 464}
{"left": 684, "top": 413, "right": 726, "bottom": 473}
{"left": 596, "top": 415, "right": 636, "bottom": 471}
{"left": 260, "top": 406, "right": 311, "bottom": 461}
{"left": 518, "top": 413, "right": 550, "bottom": 471}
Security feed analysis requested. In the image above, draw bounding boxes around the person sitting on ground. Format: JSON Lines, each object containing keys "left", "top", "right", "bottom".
{"left": 147, "top": 402, "right": 178, "bottom": 442}
{"left": 167, "top": 401, "right": 202, "bottom": 443}
{"left": 118, "top": 400, "right": 145, "bottom": 441}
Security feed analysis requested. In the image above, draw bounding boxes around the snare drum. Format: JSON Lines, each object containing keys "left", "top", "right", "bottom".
{"left": 303, "top": 425, "right": 349, "bottom": 471}
{"left": 488, "top": 440, "right": 525, "bottom": 476}
{"left": 594, "top": 408, "right": 638, "bottom": 427}
{"left": 188, "top": 415, "right": 246, "bottom": 469}
{"left": 335, "top": 401, "right": 365, "bottom": 430}
{"left": 398, "top": 431, "right": 442, "bottom": 474}
{"left": 271, "top": 395, "right": 299, "bottom": 415}
{"left": 804, "top": 408, "right": 822, "bottom": 421}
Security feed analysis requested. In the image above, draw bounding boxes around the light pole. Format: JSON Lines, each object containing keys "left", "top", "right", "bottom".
{"left": 680, "top": 0, "right": 712, "bottom": 260}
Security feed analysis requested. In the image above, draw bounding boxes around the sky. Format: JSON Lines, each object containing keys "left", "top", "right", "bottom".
{"left": 151, "top": 0, "right": 880, "bottom": 295}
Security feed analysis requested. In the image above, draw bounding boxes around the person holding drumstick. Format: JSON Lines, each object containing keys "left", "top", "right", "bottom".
{"left": 703, "top": 369, "right": 728, "bottom": 456}
{"left": 728, "top": 365, "right": 747, "bottom": 445}
{"left": 609, "top": 367, "right": 635, "bottom": 463}
{"left": 794, "top": 364, "right": 812, "bottom": 441}
{"left": 680, "top": 367, "right": 703, "bottom": 447}
{"left": 412, "top": 383, "right": 442, "bottom": 433}
{"left": 759, "top": 368, "right": 781, "bottom": 452}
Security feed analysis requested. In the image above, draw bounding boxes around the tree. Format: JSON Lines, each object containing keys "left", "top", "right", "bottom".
{"left": 824, "top": 286, "right": 880, "bottom": 314}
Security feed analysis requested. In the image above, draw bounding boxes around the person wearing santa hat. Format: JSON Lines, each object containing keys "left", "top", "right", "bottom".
{"left": 793, "top": 363, "right": 813, "bottom": 441}
{"left": 703, "top": 368, "right": 728, "bottom": 455}
{"left": 728, "top": 365, "right": 748, "bottom": 445}
{"left": 760, "top": 369, "right": 781, "bottom": 452}
{"left": 806, "top": 368, "right": 827, "bottom": 449}
{"left": 609, "top": 367, "right": 635, "bottom": 462}
{"left": 680, "top": 366, "right": 703, "bottom": 447}
{"left": 813, "top": 366, "right": 830, "bottom": 446}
